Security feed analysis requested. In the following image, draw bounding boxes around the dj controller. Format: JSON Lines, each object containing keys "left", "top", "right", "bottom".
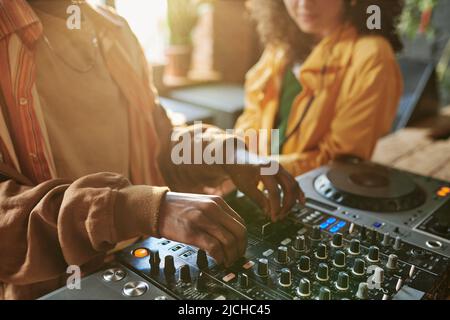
{"left": 41, "top": 161, "right": 450, "bottom": 300}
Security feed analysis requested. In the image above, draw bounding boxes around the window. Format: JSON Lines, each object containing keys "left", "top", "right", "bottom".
{"left": 114, "top": 0, "right": 168, "bottom": 64}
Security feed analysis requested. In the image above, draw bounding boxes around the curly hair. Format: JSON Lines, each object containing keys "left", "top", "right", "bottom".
{"left": 247, "top": 0, "right": 404, "bottom": 63}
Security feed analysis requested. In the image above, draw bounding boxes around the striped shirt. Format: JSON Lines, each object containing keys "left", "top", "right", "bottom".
{"left": 0, "top": 0, "right": 165, "bottom": 186}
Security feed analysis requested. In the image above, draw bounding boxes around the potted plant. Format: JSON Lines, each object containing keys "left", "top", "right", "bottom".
{"left": 165, "top": 0, "right": 201, "bottom": 80}
{"left": 400, "top": 0, "right": 439, "bottom": 39}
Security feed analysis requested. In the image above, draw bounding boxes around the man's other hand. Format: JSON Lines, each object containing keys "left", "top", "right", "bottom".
{"left": 223, "top": 149, "right": 305, "bottom": 222}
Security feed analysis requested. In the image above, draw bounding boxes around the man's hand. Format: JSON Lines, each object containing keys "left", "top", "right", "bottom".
{"left": 223, "top": 149, "right": 305, "bottom": 222}
{"left": 159, "top": 192, "right": 247, "bottom": 267}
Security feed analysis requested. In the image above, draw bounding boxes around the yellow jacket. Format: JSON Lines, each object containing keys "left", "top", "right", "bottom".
{"left": 235, "top": 24, "right": 403, "bottom": 177}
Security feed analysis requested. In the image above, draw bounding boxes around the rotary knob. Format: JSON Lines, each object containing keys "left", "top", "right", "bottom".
{"left": 257, "top": 258, "right": 269, "bottom": 277}
{"left": 332, "top": 233, "right": 343, "bottom": 248}
{"left": 359, "top": 226, "right": 367, "bottom": 241}
{"left": 311, "top": 225, "right": 321, "bottom": 240}
{"left": 297, "top": 278, "right": 311, "bottom": 298}
{"left": 293, "top": 235, "right": 306, "bottom": 252}
{"left": 279, "top": 268, "right": 292, "bottom": 287}
{"left": 386, "top": 254, "right": 399, "bottom": 270}
{"left": 298, "top": 256, "right": 311, "bottom": 273}
{"left": 318, "top": 287, "right": 331, "bottom": 300}
{"left": 381, "top": 233, "right": 392, "bottom": 247}
{"left": 393, "top": 236, "right": 402, "bottom": 250}
{"left": 356, "top": 282, "right": 369, "bottom": 300}
{"left": 352, "top": 258, "right": 366, "bottom": 277}
{"left": 373, "top": 267, "right": 385, "bottom": 286}
{"left": 368, "top": 229, "right": 379, "bottom": 245}
{"left": 276, "top": 246, "right": 289, "bottom": 264}
{"left": 333, "top": 250, "right": 346, "bottom": 268}
{"left": 315, "top": 243, "right": 328, "bottom": 260}
{"left": 336, "top": 272, "right": 350, "bottom": 291}
{"left": 367, "top": 246, "right": 380, "bottom": 263}
{"left": 316, "top": 263, "right": 329, "bottom": 282}
{"left": 348, "top": 239, "right": 361, "bottom": 255}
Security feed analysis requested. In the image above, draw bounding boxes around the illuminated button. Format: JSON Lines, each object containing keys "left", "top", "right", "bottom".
{"left": 133, "top": 248, "right": 149, "bottom": 258}
{"left": 243, "top": 261, "right": 255, "bottom": 270}
{"left": 437, "top": 187, "right": 450, "bottom": 197}
{"left": 373, "top": 222, "right": 383, "bottom": 229}
{"left": 327, "top": 218, "right": 337, "bottom": 224}
{"left": 222, "top": 273, "right": 236, "bottom": 283}
{"left": 329, "top": 226, "right": 340, "bottom": 233}
{"left": 320, "top": 223, "right": 329, "bottom": 229}
{"left": 337, "top": 221, "right": 346, "bottom": 228}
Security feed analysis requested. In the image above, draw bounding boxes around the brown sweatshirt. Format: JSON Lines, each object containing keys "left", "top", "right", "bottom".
{"left": 0, "top": 2, "right": 229, "bottom": 299}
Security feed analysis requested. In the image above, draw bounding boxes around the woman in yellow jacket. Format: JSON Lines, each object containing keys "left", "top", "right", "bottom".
{"left": 235, "top": 0, "right": 404, "bottom": 177}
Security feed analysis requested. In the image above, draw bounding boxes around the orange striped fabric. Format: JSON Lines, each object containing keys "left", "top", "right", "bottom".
{"left": 0, "top": 0, "right": 165, "bottom": 186}
{"left": 0, "top": 0, "right": 42, "bottom": 48}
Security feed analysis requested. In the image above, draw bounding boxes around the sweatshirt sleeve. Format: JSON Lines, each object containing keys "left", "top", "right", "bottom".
{"left": 0, "top": 172, "right": 168, "bottom": 286}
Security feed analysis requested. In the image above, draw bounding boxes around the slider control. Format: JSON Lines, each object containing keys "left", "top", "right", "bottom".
{"left": 196, "top": 250, "right": 208, "bottom": 270}
{"left": 239, "top": 273, "right": 249, "bottom": 289}
{"left": 149, "top": 250, "right": 161, "bottom": 274}
{"left": 180, "top": 265, "right": 192, "bottom": 283}
{"left": 164, "top": 255, "right": 176, "bottom": 279}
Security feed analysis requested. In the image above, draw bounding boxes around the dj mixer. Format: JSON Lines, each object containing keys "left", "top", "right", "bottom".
{"left": 41, "top": 161, "right": 450, "bottom": 300}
